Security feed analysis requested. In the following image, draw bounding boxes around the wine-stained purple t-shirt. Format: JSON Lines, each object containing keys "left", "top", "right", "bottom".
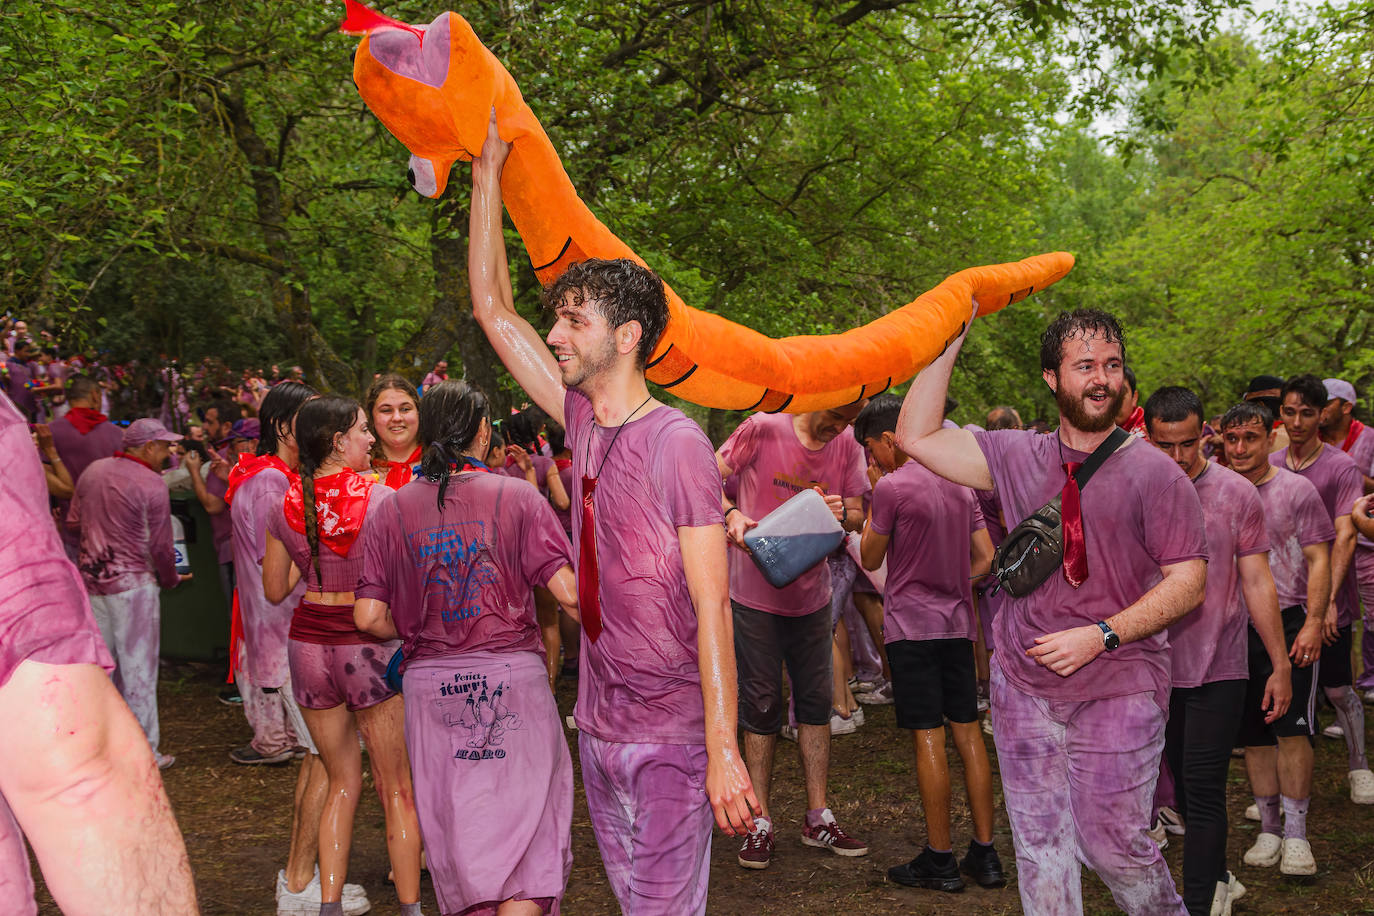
{"left": 0, "top": 394, "right": 112, "bottom": 689}
{"left": 718, "top": 413, "right": 867, "bottom": 616}
{"left": 70, "top": 456, "right": 179, "bottom": 596}
{"left": 565, "top": 388, "right": 723, "bottom": 745}
{"left": 1167, "top": 464, "right": 1269, "bottom": 688}
{"left": 1346, "top": 427, "right": 1374, "bottom": 551}
{"left": 973, "top": 429, "right": 1208, "bottom": 703}
{"left": 231, "top": 466, "right": 304, "bottom": 688}
{"left": 1270, "top": 445, "right": 1362, "bottom": 626}
{"left": 869, "top": 459, "right": 985, "bottom": 643}
{"left": 206, "top": 468, "right": 233, "bottom": 565}
{"left": 355, "top": 473, "right": 571, "bottom": 666}
{"left": 1254, "top": 468, "right": 1334, "bottom": 609}
{"left": 48, "top": 414, "right": 122, "bottom": 550}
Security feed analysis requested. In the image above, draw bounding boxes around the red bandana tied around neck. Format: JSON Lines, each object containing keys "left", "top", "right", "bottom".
{"left": 1342, "top": 419, "right": 1366, "bottom": 453}
{"left": 555, "top": 458, "right": 572, "bottom": 471}
{"left": 114, "top": 450, "right": 157, "bottom": 473}
{"left": 284, "top": 468, "right": 373, "bottom": 557}
{"left": 579, "top": 475, "right": 604, "bottom": 642}
{"left": 225, "top": 453, "right": 295, "bottom": 507}
{"left": 1061, "top": 461, "right": 1088, "bottom": 588}
{"left": 1122, "top": 405, "right": 1146, "bottom": 435}
{"left": 376, "top": 446, "right": 422, "bottom": 489}
{"left": 66, "top": 406, "right": 108, "bottom": 435}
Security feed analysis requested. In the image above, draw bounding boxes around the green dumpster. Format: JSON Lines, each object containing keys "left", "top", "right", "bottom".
{"left": 160, "top": 496, "right": 231, "bottom": 662}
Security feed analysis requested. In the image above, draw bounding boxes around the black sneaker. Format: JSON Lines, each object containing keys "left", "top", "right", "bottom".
{"left": 959, "top": 840, "right": 1006, "bottom": 888}
{"left": 217, "top": 687, "right": 243, "bottom": 706}
{"left": 229, "top": 744, "right": 294, "bottom": 765}
{"left": 888, "top": 848, "right": 965, "bottom": 892}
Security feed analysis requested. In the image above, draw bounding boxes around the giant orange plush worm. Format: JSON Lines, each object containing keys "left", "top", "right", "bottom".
{"left": 343, "top": 1, "right": 1074, "bottom": 412}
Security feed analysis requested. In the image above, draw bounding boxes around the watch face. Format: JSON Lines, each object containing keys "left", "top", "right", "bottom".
{"left": 1104, "top": 632, "right": 1120, "bottom": 650}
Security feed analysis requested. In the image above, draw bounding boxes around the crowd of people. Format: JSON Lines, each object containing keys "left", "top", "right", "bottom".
{"left": 4, "top": 120, "right": 1374, "bottom": 916}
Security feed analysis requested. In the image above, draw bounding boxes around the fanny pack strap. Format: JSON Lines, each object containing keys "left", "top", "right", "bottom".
{"left": 1072, "top": 427, "right": 1130, "bottom": 492}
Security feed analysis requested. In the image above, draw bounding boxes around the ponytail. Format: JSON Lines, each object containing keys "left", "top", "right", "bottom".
{"left": 302, "top": 473, "right": 321, "bottom": 589}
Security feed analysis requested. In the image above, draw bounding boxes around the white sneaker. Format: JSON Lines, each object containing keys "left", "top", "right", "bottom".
{"left": 1244, "top": 803, "right": 1260, "bottom": 822}
{"left": 276, "top": 870, "right": 370, "bottom": 916}
{"left": 830, "top": 710, "right": 858, "bottom": 736}
{"left": 1243, "top": 832, "right": 1282, "bottom": 867}
{"left": 849, "top": 677, "right": 877, "bottom": 694}
{"left": 1279, "top": 837, "right": 1317, "bottom": 876}
{"left": 851, "top": 706, "right": 865, "bottom": 727}
{"left": 1158, "top": 805, "right": 1185, "bottom": 835}
{"left": 780, "top": 725, "right": 799, "bottom": 742}
{"left": 1209, "top": 879, "right": 1231, "bottom": 916}
{"left": 1324, "top": 723, "right": 1345, "bottom": 739}
{"left": 982, "top": 716, "right": 994, "bottom": 737}
{"left": 1147, "top": 819, "right": 1168, "bottom": 851}
{"left": 1363, "top": 689, "right": 1374, "bottom": 704}
{"left": 1227, "top": 871, "right": 1245, "bottom": 903}
{"left": 855, "top": 681, "right": 894, "bottom": 705}
{"left": 1350, "top": 768, "right": 1374, "bottom": 804}
{"left": 154, "top": 752, "right": 176, "bottom": 770}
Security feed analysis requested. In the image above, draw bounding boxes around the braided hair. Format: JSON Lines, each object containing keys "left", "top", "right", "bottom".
{"left": 293, "top": 395, "right": 364, "bottom": 588}
{"left": 418, "top": 380, "right": 490, "bottom": 510}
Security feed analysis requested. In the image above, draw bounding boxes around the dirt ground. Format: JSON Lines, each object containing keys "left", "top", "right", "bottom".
{"left": 33, "top": 661, "right": 1374, "bottom": 915}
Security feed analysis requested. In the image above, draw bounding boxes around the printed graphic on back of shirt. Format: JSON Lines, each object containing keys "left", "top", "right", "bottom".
{"left": 433, "top": 665, "right": 521, "bottom": 760}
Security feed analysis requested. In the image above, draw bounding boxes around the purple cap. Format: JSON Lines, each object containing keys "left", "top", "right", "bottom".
{"left": 123, "top": 418, "right": 183, "bottom": 449}
{"left": 228, "top": 418, "right": 260, "bottom": 441}
{"left": 1324, "top": 378, "right": 1357, "bottom": 404}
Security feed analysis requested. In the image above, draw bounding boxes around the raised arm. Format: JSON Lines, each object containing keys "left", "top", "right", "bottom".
{"left": 469, "top": 111, "right": 566, "bottom": 427}
{"left": 680, "top": 522, "right": 760, "bottom": 836}
{"left": 894, "top": 311, "right": 993, "bottom": 490}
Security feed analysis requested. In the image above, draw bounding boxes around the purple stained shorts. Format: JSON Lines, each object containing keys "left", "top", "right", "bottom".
{"left": 287, "top": 638, "right": 401, "bottom": 711}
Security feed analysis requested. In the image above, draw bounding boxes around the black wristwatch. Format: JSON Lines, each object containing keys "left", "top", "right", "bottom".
{"left": 1097, "top": 621, "right": 1120, "bottom": 651}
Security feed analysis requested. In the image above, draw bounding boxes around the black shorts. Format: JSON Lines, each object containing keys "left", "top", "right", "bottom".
{"left": 1238, "top": 606, "right": 1319, "bottom": 746}
{"left": 888, "top": 638, "right": 978, "bottom": 730}
{"left": 732, "top": 601, "right": 833, "bottom": 734}
{"left": 1317, "top": 624, "right": 1353, "bottom": 689}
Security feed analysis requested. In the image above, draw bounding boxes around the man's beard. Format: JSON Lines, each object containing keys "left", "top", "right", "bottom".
{"left": 562, "top": 336, "right": 619, "bottom": 389}
{"left": 1057, "top": 383, "right": 1126, "bottom": 434}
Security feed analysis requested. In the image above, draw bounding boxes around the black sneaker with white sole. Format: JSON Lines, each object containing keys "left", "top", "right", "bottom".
{"left": 889, "top": 847, "right": 965, "bottom": 892}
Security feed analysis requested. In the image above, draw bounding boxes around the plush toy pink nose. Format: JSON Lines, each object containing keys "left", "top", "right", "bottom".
{"left": 407, "top": 154, "right": 452, "bottom": 198}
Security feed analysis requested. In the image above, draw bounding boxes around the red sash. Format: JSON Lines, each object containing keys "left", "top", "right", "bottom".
{"left": 1342, "top": 420, "right": 1366, "bottom": 453}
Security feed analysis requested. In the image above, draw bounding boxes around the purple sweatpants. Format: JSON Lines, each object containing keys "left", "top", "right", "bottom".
{"left": 991, "top": 668, "right": 1186, "bottom": 915}
{"left": 1354, "top": 548, "right": 1374, "bottom": 691}
{"left": 578, "top": 733, "right": 713, "bottom": 915}
{"left": 89, "top": 582, "right": 162, "bottom": 754}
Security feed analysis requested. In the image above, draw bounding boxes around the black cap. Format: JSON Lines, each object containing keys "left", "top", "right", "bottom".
{"left": 1245, "top": 375, "right": 1284, "bottom": 395}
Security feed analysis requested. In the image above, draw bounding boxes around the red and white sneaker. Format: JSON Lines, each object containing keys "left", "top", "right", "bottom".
{"left": 738, "top": 816, "right": 774, "bottom": 869}
{"left": 800, "top": 808, "right": 869, "bottom": 857}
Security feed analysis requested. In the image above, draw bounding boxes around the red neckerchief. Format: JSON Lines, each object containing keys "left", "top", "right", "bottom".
{"left": 555, "top": 457, "right": 572, "bottom": 471}
{"left": 1342, "top": 419, "right": 1366, "bottom": 453}
{"left": 375, "top": 446, "right": 422, "bottom": 489}
{"left": 114, "top": 450, "right": 157, "bottom": 472}
{"left": 225, "top": 453, "right": 295, "bottom": 507}
{"left": 284, "top": 468, "right": 374, "bottom": 557}
{"left": 1123, "top": 405, "right": 1146, "bottom": 434}
{"left": 66, "top": 406, "right": 108, "bottom": 435}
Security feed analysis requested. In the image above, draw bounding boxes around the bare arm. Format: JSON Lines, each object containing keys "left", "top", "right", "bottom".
{"left": 353, "top": 598, "right": 398, "bottom": 640}
{"left": 182, "top": 452, "right": 225, "bottom": 516}
{"left": 1296, "top": 541, "right": 1334, "bottom": 652}
{"left": 0, "top": 660, "right": 199, "bottom": 914}
{"left": 859, "top": 522, "right": 889, "bottom": 572}
{"left": 1027, "top": 558, "right": 1206, "bottom": 677}
{"left": 262, "top": 531, "right": 301, "bottom": 605}
{"left": 894, "top": 312, "right": 993, "bottom": 490}
{"left": 969, "top": 527, "right": 994, "bottom": 580}
{"left": 1331, "top": 516, "right": 1356, "bottom": 611}
{"left": 1354, "top": 495, "right": 1374, "bottom": 538}
{"left": 469, "top": 111, "right": 566, "bottom": 427}
{"left": 546, "top": 465, "right": 570, "bottom": 512}
{"left": 680, "top": 523, "right": 760, "bottom": 836}
{"left": 1237, "top": 552, "right": 1292, "bottom": 721}
{"left": 717, "top": 452, "right": 757, "bottom": 549}
{"left": 544, "top": 564, "right": 579, "bottom": 621}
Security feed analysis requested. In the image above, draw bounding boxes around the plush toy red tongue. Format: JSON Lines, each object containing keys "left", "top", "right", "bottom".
{"left": 340, "top": 0, "right": 425, "bottom": 42}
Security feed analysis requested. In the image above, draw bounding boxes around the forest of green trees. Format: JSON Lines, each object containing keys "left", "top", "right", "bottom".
{"left": 3, "top": 0, "right": 1371, "bottom": 430}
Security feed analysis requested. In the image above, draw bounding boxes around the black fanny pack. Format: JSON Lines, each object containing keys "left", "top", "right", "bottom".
{"left": 987, "top": 428, "right": 1129, "bottom": 599}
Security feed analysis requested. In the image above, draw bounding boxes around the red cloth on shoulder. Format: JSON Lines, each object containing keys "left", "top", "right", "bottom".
{"left": 66, "top": 406, "right": 108, "bottom": 435}
{"left": 225, "top": 453, "right": 296, "bottom": 507}
{"left": 283, "top": 468, "right": 374, "bottom": 557}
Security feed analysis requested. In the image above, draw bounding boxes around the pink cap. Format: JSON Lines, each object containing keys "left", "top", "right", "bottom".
{"left": 123, "top": 418, "right": 184, "bottom": 449}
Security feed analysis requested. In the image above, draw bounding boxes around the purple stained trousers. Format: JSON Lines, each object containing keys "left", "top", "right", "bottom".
{"left": 578, "top": 733, "right": 714, "bottom": 916}
{"left": 89, "top": 582, "right": 162, "bottom": 755}
{"left": 1354, "top": 549, "right": 1374, "bottom": 690}
{"left": 990, "top": 668, "right": 1187, "bottom": 916}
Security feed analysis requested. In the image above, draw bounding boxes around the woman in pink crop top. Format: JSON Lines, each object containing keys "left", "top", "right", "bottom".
{"left": 263, "top": 395, "right": 423, "bottom": 915}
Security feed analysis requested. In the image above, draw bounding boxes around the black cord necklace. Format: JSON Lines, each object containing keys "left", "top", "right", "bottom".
{"left": 584, "top": 393, "right": 654, "bottom": 479}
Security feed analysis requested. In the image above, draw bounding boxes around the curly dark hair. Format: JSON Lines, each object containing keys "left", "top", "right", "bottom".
{"left": 1040, "top": 309, "right": 1127, "bottom": 373}
{"left": 540, "top": 258, "right": 669, "bottom": 368}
